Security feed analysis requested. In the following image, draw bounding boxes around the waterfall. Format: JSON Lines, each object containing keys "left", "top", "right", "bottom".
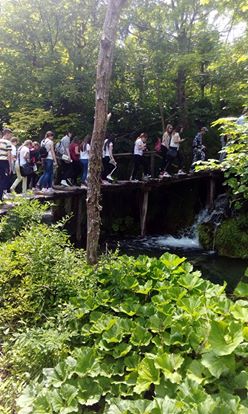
{"left": 110, "top": 194, "right": 229, "bottom": 253}
{"left": 153, "top": 208, "right": 210, "bottom": 250}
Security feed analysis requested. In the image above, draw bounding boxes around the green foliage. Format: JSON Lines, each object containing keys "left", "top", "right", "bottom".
{"left": 0, "top": 221, "right": 95, "bottom": 330}
{"left": 111, "top": 216, "right": 136, "bottom": 234}
{"left": 198, "top": 223, "right": 214, "bottom": 250}
{"left": 196, "top": 118, "right": 248, "bottom": 209}
{"left": 215, "top": 215, "right": 248, "bottom": 258}
{"left": 0, "top": 0, "right": 247, "bottom": 138}
{"left": 12, "top": 253, "right": 248, "bottom": 413}
{"left": 198, "top": 215, "right": 248, "bottom": 258}
{"left": 0, "top": 198, "right": 50, "bottom": 242}
{"left": 8, "top": 109, "right": 85, "bottom": 142}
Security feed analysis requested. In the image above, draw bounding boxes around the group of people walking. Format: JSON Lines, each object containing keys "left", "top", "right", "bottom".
{"left": 131, "top": 124, "right": 208, "bottom": 180}
{"left": 0, "top": 124, "right": 209, "bottom": 201}
{"left": 0, "top": 129, "right": 93, "bottom": 200}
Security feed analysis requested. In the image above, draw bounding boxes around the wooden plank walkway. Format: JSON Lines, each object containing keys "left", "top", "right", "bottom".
{"left": 0, "top": 170, "right": 222, "bottom": 215}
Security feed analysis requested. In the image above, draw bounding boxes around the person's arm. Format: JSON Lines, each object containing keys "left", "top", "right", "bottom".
{"left": 51, "top": 142, "right": 57, "bottom": 165}
{"left": 65, "top": 141, "right": 71, "bottom": 160}
{"left": 7, "top": 149, "right": 12, "bottom": 173}
{"left": 162, "top": 132, "right": 167, "bottom": 145}
{"left": 109, "top": 142, "right": 115, "bottom": 162}
{"left": 87, "top": 144, "right": 91, "bottom": 156}
{"left": 75, "top": 144, "right": 80, "bottom": 155}
{"left": 174, "top": 133, "right": 185, "bottom": 144}
{"left": 24, "top": 149, "right": 30, "bottom": 162}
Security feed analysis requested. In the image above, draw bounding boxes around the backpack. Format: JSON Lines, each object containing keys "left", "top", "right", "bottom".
{"left": 39, "top": 139, "right": 48, "bottom": 159}
{"left": 55, "top": 140, "right": 65, "bottom": 157}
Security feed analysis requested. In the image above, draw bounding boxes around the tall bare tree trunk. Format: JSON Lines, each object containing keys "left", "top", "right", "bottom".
{"left": 86, "top": 0, "right": 127, "bottom": 265}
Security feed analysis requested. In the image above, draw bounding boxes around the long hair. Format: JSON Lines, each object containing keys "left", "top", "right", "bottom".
{"left": 173, "top": 125, "right": 183, "bottom": 134}
{"left": 103, "top": 135, "right": 114, "bottom": 152}
{"left": 81, "top": 134, "right": 91, "bottom": 152}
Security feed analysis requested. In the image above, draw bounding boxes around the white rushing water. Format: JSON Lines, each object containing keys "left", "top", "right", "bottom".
{"left": 119, "top": 209, "right": 211, "bottom": 252}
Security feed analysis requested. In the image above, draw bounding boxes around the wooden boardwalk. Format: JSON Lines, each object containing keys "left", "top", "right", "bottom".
{"left": 33, "top": 170, "right": 222, "bottom": 197}
{"left": 0, "top": 170, "right": 223, "bottom": 239}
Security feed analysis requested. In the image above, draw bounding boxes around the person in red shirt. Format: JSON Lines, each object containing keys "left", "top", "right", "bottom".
{"left": 69, "top": 136, "right": 81, "bottom": 185}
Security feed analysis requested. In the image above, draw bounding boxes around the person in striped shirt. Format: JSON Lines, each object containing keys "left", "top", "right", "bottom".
{"left": 0, "top": 128, "right": 12, "bottom": 201}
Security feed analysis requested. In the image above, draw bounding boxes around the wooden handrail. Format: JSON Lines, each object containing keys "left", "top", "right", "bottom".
{"left": 112, "top": 150, "right": 161, "bottom": 177}
{"left": 113, "top": 150, "right": 161, "bottom": 157}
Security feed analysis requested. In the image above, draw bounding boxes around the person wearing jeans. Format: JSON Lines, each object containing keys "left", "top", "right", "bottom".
{"left": 38, "top": 131, "right": 57, "bottom": 192}
{"left": 39, "top": 158, "right": 54, "bottom": 189}
{"left": 80, "top": 134, "right": 91, "bottom": 187}
{"left": 0, "top": 128, "right": 12, "bottom": 201}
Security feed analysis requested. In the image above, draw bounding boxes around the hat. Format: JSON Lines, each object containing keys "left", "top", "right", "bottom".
{"left": 201, "top": 127, "right": 208, "bottom": 132}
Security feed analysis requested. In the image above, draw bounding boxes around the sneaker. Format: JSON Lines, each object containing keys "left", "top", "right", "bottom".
{"left": 61, "top": 180, "right": 69, "bottom": 187}
{"left": 131, "top": 179, "right": 139, "bottom": 182}
{"left": 106, "top": 175, "right": 114, "bottom": 181}
{"left": 46, "top": 188, "right": 54, "bottom": 193}
{"left": 80, "top": 183, "right": 87, "bottom": 189}
{"left": 3, "top": 192, "right": 13, "bottom": 200}
{"left": 178, "top": 170, "right": 186, "bottom": 175}
{"left": 162, "top": 172, "right": 171, "bottom": 177}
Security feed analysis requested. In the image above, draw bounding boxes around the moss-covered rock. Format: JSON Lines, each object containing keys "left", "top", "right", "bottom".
{"left": 199, "top": 214, "right": 248, "bottom": 258}
{"left": 215, "top": 215, "right": 248, "bottom": 258}
{"left": 198, "top": 222, "right": 214, "bottom": 250}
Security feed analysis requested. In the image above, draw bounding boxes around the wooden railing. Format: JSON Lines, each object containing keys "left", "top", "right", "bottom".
{"left": 113, "top": 150, "right": 161, "bottom": 178}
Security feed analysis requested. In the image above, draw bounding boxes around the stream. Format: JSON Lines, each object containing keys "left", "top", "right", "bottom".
{"left": 105, "top": 207, "right": 248, "bottom": 293}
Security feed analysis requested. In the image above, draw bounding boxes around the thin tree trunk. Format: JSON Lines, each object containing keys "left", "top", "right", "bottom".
{"left": 155, "top": 80, "right": 165, "bottom": 132}
{"left": 176, "top": 65, "right": 187, "bottom": 125}
{"left": 86, "top": 0, "right": 127, "bottom": 265}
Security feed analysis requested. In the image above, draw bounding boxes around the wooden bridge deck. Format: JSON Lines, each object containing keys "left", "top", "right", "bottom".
{"left": 34, "top": 170, "right": 222, "bottom": 199}
{"left": 0, "top": 171, "right": 223, "bottom": 238}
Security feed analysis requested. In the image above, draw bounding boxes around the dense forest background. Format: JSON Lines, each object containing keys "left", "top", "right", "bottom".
{"left": 0, "top": 0, "right": 247, "bottom": 159}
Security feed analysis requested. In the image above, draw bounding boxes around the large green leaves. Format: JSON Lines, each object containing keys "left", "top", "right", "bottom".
{"left": 14, "top": 252, "right": 248, "bottom": 414}
{"left": 208, "top": 321, "right": 243, "bottom": 356}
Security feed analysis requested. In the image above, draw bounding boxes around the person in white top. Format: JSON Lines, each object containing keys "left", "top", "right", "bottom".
{"left": 38, "top": 131, "right": 57, "bottom": 192}
{"left": 10, "top": 136, "right": 19, "bottom": 174}
{"left": 80, "top": 134, "right": 91, "bottom": 187}
{"left": 163, "top": 126, "right": 186, "bottom": 177}
{"left": 102, "top": 135, "right": 116, "bottom": 182}
{"left": 131, "top": 132, "right": 149, "bottom": 181}
{"left": 0, "top": 128, "right": 12, "bottom": 200}
{"left": 11, "top": 139, "right": 32, "bottom": 193}
{"left": 59, "top": 130, "right": 73, "bottom": 187}
{"left": 160, "top": 124, "right": 173, "bottom": 175}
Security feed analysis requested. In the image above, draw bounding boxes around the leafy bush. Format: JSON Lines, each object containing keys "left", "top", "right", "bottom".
{"left": 0, "top": 222, "right": 96, "bottom": 330}
{"left": 16, "top": 254, "right": 248, "bottom": 414}
{"left": 0, "top": 198, "right": 50, "bottom": 242}
{"left": 196, "top": 118, "right": 248, "bottom": 210}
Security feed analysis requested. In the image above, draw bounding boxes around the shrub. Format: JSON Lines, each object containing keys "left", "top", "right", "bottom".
{"left": 0, "top": 223, "right": 96, "bottom": 330}
{"left": 0, "top": 198, "right": 50, "bottom": 242}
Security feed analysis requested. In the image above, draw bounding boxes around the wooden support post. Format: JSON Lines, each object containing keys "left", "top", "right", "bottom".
{"left": 76, "top": 197, "right": 84, "bottom": 243}
{"left": 150, "top": 153, "right": 155, "bottom": 178}
{"left": 206, "top": 177, "right": 216, "bottom": 209}
{"left": 140, "top": 190, "right": 149, "bottom": 237}
{"left": 64, "top": 197, "right": 72, "bottom": 215}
